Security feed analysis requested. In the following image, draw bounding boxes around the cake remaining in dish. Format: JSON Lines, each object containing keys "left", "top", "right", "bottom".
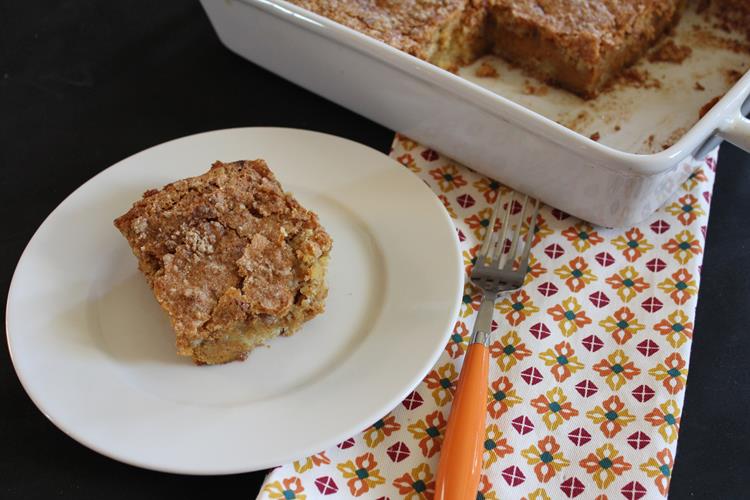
{"left": 286, "top": 0, "right": 685, "bottom": 97}
{"left": 114, "top": 160, "right": 332, "bottom": 365}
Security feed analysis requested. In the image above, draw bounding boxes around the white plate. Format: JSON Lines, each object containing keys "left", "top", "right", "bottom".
{"left": 5, "top": 128, "right": 462, "bottom": 475}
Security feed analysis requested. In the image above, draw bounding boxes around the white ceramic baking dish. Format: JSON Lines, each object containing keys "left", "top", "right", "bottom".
{"left": 200, "top": 0, "right": 750, "bottom": 227}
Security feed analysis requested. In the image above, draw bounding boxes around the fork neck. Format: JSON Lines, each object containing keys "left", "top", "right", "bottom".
{"left": 470, "top": 291, "right": 496, "bottom": 346}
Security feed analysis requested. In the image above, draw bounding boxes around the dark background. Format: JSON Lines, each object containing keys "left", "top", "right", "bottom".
{"left": 2, "top": 1, "right": 749, "bottom": 498}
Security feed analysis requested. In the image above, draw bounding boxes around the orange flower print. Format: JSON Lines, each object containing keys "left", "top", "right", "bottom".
{"left": 438, "top": 194, "right": 457, "bottom": 218}
{"left": 337, "top": 452, "right": 385, "bottom": 497}
{"left": 593, "top": 349, "right": 641, "bottom": 390}
{"left": 486, "top": 376, "right": 522, "bottom": 418}
{"left": 465, "top": 206, "right": 497, "bottom": 240}
{"left": 473, "top": 177, "right": 508, "bottom": 204}
{"left": 579, "top": 443, "right": 632, "bottom": 489}
{"left": 496, "top": 289, "right": 540, "bottom": 326}
{"left": 489, "top": 331, "right": 532, "bottom": 371}
{"left": 665, "top": 193, "right": 705, "bottom": 225}
{"left": 538, "top": 341, "right": 584, "bottom": 382}
{"left": 522, "top": 213, "right": 553, "bottom": 247}
{"left": 554, "top": 256, "right": 597, "bottom": 292}
{"left": 430, "top": 164, "right": 467, "bottom": 193}
{"left": 407, "top": 410, "right": 447, "bottom": 458}
{"left": 363, "top": 414, "right": 400, "bottom": 447}
{"left": 658, "top": 268, "right": 697, "bottom": 305}
{"left": 662, "top": 230, "right": 702, "bottom": 265}
{"left": 396, "top": 153, "right": 421, "bottom": 173}
{"left": 606, "top": 266, "right": 650, "bottom": 302}
{"left": 562, "top": 222, "right": 604, "bottom": 251}
{"left": 521, "top": 436, "right": 570, "bottom": 482}
{"left": 547, "top": 297, "right": 592, "bottom": 337}
{"left": 392, "top": 463, "right": 435, "bottom": 500}
{"left": 586, "top": 395, "right": 636, "bottom": 438}
{"left": 483, "top": 424, "right": 514, "bottom": 467}
{"left": 612, "top": 227, "right": 654, "bottom": 262}
{"left": 477, "top": 475, "right": 499, "bottom": 500}
{"left": 683, "top": 168, "right": 708, "bottom": 191}
{"left": 640, "top": 448, "right": 675, "bottom": 496}
{"left": 645, "top": 400, "right": 681, "bottom": 443}
{"left": 293, "top": 452, "right": 330, "bottom": 473}
{"left": 649, "top": 352, "right": 688, "bottom": 395}
{"left": 424, "top": 362, "right": 458, "bottom": 405}
{"left": 463, "top": 244, "right": 481, "bottom": 275}
{"left": 445, "top": 321, "right": 471, "bottom": 359}
{"left": 530, "top": 387, "right": 579, "bottom": 430}
{"left": 460, "top": 282, "right": 483, "bottom": 318}
{"left": 598, "top": 306, "right": 645, "bottom": 344}
{"left": 523, "top": 489, "right": 552, "bottom": 500}
{"left": 653, "top": 310, "right": 693, "bottom": 348}
{"left": 396, "top": 133, "right": 418, "bottom": 151}
{"left": 524, "top": 254, "right": 547, "bottom": 284}
{"left": 263, "top": 477, "right": 306, "bottom": 500}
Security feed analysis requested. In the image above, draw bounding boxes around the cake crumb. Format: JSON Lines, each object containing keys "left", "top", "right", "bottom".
{"left": 589, "top": 132, "right": 601, "bottom": 141}
{"left": 724, "top": 69, "right": 743, "bottom": 86}
{"left": 614, "top": 125, "right": 621, "bottom": 132}
{"left": 475, "top": 61, "right": 498, "bottom": 78}
{"left": 648, "top": 40, "right": 692, "bottom": 63}
{"left": 699, "top": 96, "right": 722, "bottom": 118}
{"left": 522, "top": 80, "right": 549, "bottom": 96}
{"left": 694, "top": 81, "right": 705, "bottom": 91}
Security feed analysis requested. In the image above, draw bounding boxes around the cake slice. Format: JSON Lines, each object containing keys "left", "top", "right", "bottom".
{"left": 287, "top": 0, "right": 491, "bottom": 70}
{"left": 482, "top": 0, "right": 683, "bottom": 97}
{"left": 114, "top": 160, "right": 332, "bottom": 365}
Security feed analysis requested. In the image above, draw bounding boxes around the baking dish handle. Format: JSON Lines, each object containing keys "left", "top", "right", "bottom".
{"left": 719, "top": 108, "right": 750, "bottom": 153}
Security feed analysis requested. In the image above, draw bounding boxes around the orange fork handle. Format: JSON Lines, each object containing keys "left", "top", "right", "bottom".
{"left": 434, "top": 342, "right": 490, "bottom": 500}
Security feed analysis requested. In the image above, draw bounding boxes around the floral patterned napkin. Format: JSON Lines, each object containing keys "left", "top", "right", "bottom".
{"left": 259, "top": 134, "right": 717, "bottom": 499}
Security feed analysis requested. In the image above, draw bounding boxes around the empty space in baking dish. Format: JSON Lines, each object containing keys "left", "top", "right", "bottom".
{"left": 459, "top": 2, "right": 750, "bottom": 155}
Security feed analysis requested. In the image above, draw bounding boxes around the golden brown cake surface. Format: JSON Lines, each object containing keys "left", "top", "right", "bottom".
{"left": 114, "top": 160, "right": 332, "bottom": 365}
{"left": 286, "top": 0, "right": 684, "bottom": 96}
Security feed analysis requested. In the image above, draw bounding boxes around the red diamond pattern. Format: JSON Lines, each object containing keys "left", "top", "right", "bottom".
{"left": 337, "top": 438, "right": 355, "bottom": 449}
{"left": 568, "top": 427, "right": 592, "bottom": 446}
{"left": 703, "top": 190, "right": 711, "bottom": 204}
{"left": 650, "top": 219, "right": 670, "bottom": 234}
{"left": 490, "top": 319, "right": 499, "bottom": 332}
{"left": 420, "top": 148, "right": 439, "bottom": 161}
{"left": 627, "top": 431, "right": 651, "bottom": 450}
{"left": 621, "top": 481, "right": 647, "bottom": 500}
{"left": 386, "top": 441, "right": 410, "bottom": 462}
{"left": 560, "top": 477, "right": 586, "bottom": 498}
{"left": 637, "top": 339, "right": 660, "bottom": 356}
{"left": 501, "top": 466, "right": 525, "bottom": 486}
{"left": 544, "top": 243, "right": 564, "bottom": 259}
{"left": 521, "top": 367, "right": 543, "bottom": 385}
{"left": 529, "top": 322, "right": 551, "bottom": 340}
{"left": 589, "top": 291, "right": 610, "bottom": 308}
{"left": 595, "top": 252, "right": 615, "bottom": 267}
{"left": 537, "top": 282, "right": 559, "bottom": 297}
{"left": 632, "top": 384, "right": 656, "bottom": 403}
{"left": 402, "top": 391, "right": 424, "bottom": 410}
{"left": 575, "top": 379, "right": 598, "bottom": 398}
{"left": 457, "top": 194, "right": 475, "bottom": 209}
{"left": 457, "top": 228, "right": 466, "bottom": 242}
{"left": 511, "top": 415, "right": 534, "bottom": 435}
{"left": 582, "top": 335, "right": 604, "bottom": 352}
{"left": 314, "top": 476, "right": 338, "bottom": 495}
{"left": 641, "top": 297, "right": 663, "bottom": 313}
{"left": 646, "top": 258, "right": 666, "bottom": 272}
{"left": 551, "top": 208, "right": 569, "bottom": 220}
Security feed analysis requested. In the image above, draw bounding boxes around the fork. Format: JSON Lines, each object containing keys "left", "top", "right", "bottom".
{"left": 435, "top": 191, "right": 540, "bottom": 500}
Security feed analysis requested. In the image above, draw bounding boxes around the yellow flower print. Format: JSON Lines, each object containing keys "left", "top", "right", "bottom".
{"left": 538, "top": 341, "right": 584, "bottom": 382}
{"left": 653, "top": 310, "right": 693, "bottom": 348}
{"left": 483, "top": 423, "right": 514, "bottom": 467}
{"left": 363, "top": 414, "right": 400, "bottom": 448}
{"left": 489, "top": 331, "right": 532, "bottom": 371}
{"left": 561, "top": 222, "right": 604, "bottom": 251}
{"left": 293, "top": 451, "right": 330, "bottom": 473}
{"left": 579, "top": 443, "right": 632, "bottom": 489}
{"left": 605, "top": 266, "right": 650, "bottom": 302}
{"left": 263, "top": 477, "right": 306, "bottom": 500}
{"left": 658, "top": 268, "right": 698, "bottom": 305}
{"left": 337, "top": 452, "right": 385, "bottom": 497}
{"left": 586, "top": 395, "right": 636, "bottom": 438}
{"left": 640, "top": 448, "right": 675, "bottom": 496}
{"left": 611, "top": 227, "right": 654, "bottom": 262}
{"left": 530, "top": 387, "right": 579, "bottom": 430}
{"left": 546, "top": 297, "right": 592, "bottom": 337}
{"left": 496, "top": 289, "right": 540, "bottom": 326}
{"left": 424, "top": 362, "right": 458, "bottom": 405}
{"left": 645, "top": 400, "right": 682, "bottom": 443}
{"left": 554, "top": 256, "right": 597, "bottom": 292}
{"left": 598, "top": 306, "right": 645, "bottom": 344}
{"left": 392, "top": 463, "right": 435, "bottom": 500}
{"left": 662, "top": 229, "right": 702, "bottom": 265}
{"left": 593, "top": 349, "right": 641, "bottom": 390}
{"left": 521, "top": 435, "right": 570, "bottom": 482}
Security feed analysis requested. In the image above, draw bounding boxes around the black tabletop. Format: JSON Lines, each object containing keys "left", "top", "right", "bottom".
{"left": 2, "top": 2, "right": 749, "bottom": 498}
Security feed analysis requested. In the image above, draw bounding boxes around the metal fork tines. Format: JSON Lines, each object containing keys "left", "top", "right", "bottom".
{"left": 469, "top": 191, "right": 540, "bottom": 346}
